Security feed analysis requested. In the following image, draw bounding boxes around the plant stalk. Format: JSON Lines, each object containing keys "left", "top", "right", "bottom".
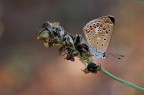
{"left": 100, "top": 67, "right": 144, "bottom": 92}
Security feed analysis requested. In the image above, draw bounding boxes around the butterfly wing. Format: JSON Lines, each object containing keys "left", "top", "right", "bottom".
{"left": 83, "top": 16, "right": 115, "bottom": 58}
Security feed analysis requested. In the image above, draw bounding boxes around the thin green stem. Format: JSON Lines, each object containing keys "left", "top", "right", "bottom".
{"left": 100, "top": 67, "right": 144, "bottom": 92}
{"left": 81, "top": 53, "right": 91, "bottom": 63}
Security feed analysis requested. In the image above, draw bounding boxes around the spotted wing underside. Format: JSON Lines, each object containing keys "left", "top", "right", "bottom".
{"left": 83, "top": 16, "right": 115, "bottom": 56}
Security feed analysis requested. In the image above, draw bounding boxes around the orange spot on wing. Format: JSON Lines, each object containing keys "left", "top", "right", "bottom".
{"left": 86, "top": 29, "right": 90, "bottom": 33}
{"left": 100, "top": 24, "right": 103, "bottom": 27}
{"left": 96, "top": 24, "right": 100, "bottom": 27}
{"left": 93, "top": 24, "right": 96, "bottom": 28}
{"left": 103, "top": 27, "right": 106, "bottom": 30}
{"left": 104, "top": 20, "right": 110, "bottom": 23}
{"left": 90, "top": 26, "right": 93, "bottom": 30}
{"left": 109, "top": 21, "right": 113, "bottom": 24}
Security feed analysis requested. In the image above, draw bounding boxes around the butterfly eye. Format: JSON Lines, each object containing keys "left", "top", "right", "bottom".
{"left": 104, "top": 38, "right": 106, "bottom": 41}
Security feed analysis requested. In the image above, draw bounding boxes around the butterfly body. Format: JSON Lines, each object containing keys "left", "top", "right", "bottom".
{"left": 83, "top": 15, "right": 115, "bottom": 58}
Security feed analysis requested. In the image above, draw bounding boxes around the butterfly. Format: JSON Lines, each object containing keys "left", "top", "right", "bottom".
{"left": 83, "top": 15, "right": 115, "bottom": 59}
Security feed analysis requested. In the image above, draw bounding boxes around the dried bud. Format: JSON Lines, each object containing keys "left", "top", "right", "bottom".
{"left": 37, "top": 30, "right": 49, "bottom": 40}
{"left": 63, "top": 34, "right": 74, "bottom": 46}
{"left": 82, "top": 63, "right": 100, "bottom": 74}
{"left": 73, "top": 34, "right": 84, "bottom": 45}
{"left": 42, "top": 22, "right": 49, "bottom": 28}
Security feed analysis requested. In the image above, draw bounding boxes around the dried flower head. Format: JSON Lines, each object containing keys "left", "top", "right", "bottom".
{"left": 37, "top": 21, "right": 65, "bottom": 47}
{"left": 82, "top": 62, "right": 101, "bottom": 74}
{"left": 37, "top": 21, "right": 100, "bottom": 74}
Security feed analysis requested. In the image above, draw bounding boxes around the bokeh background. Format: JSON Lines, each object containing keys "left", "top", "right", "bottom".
{"left": 0, "top": 0, "right": 144, "bottom": 95}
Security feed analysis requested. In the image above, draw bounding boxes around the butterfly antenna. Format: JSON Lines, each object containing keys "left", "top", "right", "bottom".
{"left": 106, "top": 53, "right": 124, "bottom": 60}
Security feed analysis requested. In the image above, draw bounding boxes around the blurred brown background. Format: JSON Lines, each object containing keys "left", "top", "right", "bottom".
{"left": 0, "top": 0, "right": 144, "bottom": 95}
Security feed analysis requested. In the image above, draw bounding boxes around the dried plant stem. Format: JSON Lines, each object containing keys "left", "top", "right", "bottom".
{"left": 100, "top": 67, "right": 144, "bottom": 92}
